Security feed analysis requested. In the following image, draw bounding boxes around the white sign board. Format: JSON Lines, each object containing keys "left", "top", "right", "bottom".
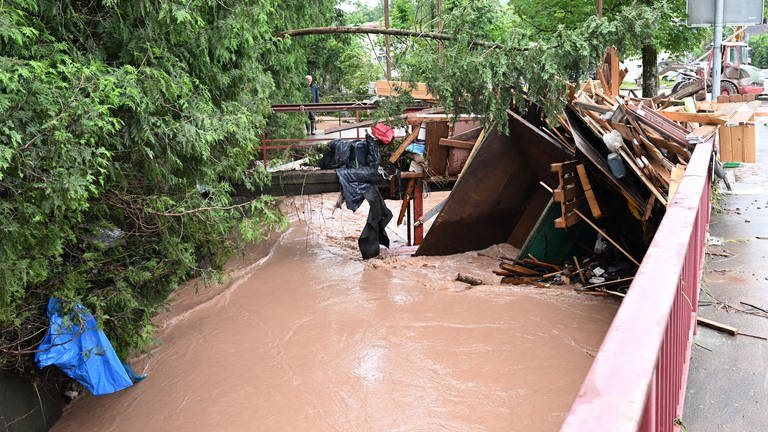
{"left": 687, "top": 0, "right": 764, "bottom": 26}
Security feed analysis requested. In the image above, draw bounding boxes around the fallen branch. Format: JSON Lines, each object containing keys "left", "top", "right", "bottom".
{"left": 274, "top": 26, "right": 509, "bottom": 50}
{"left": 146, "top": 200, "right": 257, "bottom": 217}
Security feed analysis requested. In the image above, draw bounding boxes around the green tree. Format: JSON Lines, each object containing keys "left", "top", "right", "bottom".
{"left": 749, "top": 34, "right": 768, "bottom": 68}
{"left": 0, "top": 0, "right": 341, "bottom": 377}
{"left": 510, "top": 0, "right": 705, "bottom": 97}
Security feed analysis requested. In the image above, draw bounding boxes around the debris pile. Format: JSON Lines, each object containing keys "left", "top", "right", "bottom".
{"left": 492, "top": 254, "right": 634, "bottom": 293}
{"left": 485, "top": 46, "right": 749, "bottom": 294}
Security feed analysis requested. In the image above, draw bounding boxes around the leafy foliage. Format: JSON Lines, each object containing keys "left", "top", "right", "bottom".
{"left": 389, "top": 0, "right": 658, "bottom": 125}
{"left": 0, "top": 0, "right": 345, "bottom": 375}
{"left": 749, "top": 34, "right": 768, "bottom": 69}
{"left": 377, "top": 0, "right": 707, "bottom": 120}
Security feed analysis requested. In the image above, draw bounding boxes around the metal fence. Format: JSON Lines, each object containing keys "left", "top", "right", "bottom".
{"left": 561, "top": 138, "right": 714, "bottom": 432}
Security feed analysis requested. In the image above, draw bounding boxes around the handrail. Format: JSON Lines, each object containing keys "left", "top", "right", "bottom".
{"left": 561, "top": 139, "right": 714, "bottom": 431}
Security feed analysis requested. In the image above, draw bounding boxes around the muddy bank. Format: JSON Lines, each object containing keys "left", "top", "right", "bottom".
{"left": 52, "top": 193, "right": 618, "bottom": 432}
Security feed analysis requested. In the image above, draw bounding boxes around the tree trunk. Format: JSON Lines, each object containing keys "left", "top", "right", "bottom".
{"left": 641, "top": 43, "right": 659, "bottom": 98}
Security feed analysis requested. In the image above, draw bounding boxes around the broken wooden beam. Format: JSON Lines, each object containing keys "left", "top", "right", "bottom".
{"left": 438, "top": 138, "right": 475, "bottom": 149}
{"left": 388, "top": 127, "right": 421, "bottom": 163}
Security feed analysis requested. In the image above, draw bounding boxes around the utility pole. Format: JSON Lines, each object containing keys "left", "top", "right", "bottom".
{"left": 711, "top": 0, "right": 724, "bottom": 100}
{"left": 597, "top": 0, "right": 603, "bottom": 18}
{"left": 384, "top": 0, "right": 392, "bottom": 80}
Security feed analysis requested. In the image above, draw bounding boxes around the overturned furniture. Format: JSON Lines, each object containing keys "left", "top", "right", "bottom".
{"left": 416, "top": 109, "right": 571, "bottom": 256}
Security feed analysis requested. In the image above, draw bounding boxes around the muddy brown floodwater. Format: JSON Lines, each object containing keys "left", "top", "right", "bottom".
{"left": 52, "top": 192, "right": 618, "bottom": 432}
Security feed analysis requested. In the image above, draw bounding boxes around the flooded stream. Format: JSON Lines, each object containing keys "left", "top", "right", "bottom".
{"left": 52, "top": 193, "right": 618, "bottom": 432}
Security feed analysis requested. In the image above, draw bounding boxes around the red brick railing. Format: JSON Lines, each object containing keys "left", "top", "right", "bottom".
{"left": 561, "top": 138, "right": 714, "bottom": 432}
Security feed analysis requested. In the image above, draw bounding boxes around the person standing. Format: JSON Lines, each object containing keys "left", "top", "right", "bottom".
{"left": 306, "top": 75, "right": 319, "bottom": 135}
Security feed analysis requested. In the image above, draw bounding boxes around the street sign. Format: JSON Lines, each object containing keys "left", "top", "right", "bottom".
{"left": 687, "top": 0, "right": 764, "bottom": 26}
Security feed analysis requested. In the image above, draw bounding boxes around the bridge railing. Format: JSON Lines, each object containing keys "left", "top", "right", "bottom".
{"left": 560, "top": 138, "right": 714, "bottom": 432}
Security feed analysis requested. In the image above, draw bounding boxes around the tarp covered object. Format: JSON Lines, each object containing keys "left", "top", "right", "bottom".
{"left": 320, "top": 134, "right": 381, "bottom": 211}
{"left": 36, "top": 298, "right": 134, "bottom": 396}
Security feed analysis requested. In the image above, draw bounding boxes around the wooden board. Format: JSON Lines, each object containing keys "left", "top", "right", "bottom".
{"left": 658, "top": 110, "right": 727, "bottom": 125}
{"left": 388, "top": 127, "right": 421, "bottom": 163}
{"left": 743, "top": 125, "right": 756, "bottom": 163}
{"left": 438, "top": 138, "right": 474, "bottom": 149}
{"left": 576, "top": 164, "right": 602, "bottom": 219}
{"left": 725, "top": 110, "right": 754, "bottom": 127}
{"left": 607, "top": 46, "right": 620, "bottom": 97}
{"left": 668, "top": 164, "right": 685, "bottom": 202}
{"left": 374, "top": 80, "right": 435, "bottom": 100}
{"left": 425, "top": 121, "right": 450, "bottom": 175}
{"left": 730, "top": 126, "right": 744, "bottom": 163}
{"left": 719, "top": 126, "right": 734, "bottom": 162}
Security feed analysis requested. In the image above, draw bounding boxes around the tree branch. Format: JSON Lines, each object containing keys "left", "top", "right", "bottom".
{"left": 274, "top": 26, "right": 513, "bottom": 50}
{"left": 146, "top": 199, "right": 259, "bottom": 217}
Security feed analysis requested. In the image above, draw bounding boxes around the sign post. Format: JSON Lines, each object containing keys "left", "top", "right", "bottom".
{"left": 711, "top": 0, "right": 724, "bottom": 99}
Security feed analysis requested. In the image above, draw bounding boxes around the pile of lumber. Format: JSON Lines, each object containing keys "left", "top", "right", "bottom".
{"left": 494, "top": 254, "right": 634, "bottom": 292}
{"left": 566, "top": 47, "right": 737, "bottom": 211}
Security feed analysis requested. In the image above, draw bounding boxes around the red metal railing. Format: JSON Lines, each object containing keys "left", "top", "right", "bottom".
{"left": 561, "top": 138, "right": 714, "bottom": 432}
{"left": 259, "top": 132, "right": 409, "bottom": 167}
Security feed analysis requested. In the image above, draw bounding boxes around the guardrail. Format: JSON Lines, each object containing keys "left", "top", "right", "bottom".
{"left": 561, "top": 138, "right": 714, "bottom": 432}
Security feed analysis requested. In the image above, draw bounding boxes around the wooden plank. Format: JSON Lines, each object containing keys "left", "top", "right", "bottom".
{"left": 643, "top": 195, "right": 656, "bottom": 220}
{"left": 696, "top": 100, "right": 723, "bottom": 112}
{"left": 686, "top": 125, "right": 719, "bottom": 142}
{"left": 716, "top": 102, "right": 741, "bottom": 116}
{"left": 608, "top": 46, "right": 620, "bottom": 97}
{"left": 617, "top": 145, "right": 668, "bottom": 206}
{"left": 554, "top": 212, "right": 581, "bottom": 229}
{"left": 730, "top": 126, "right": 744, "bottom": 163}
{"left": 397, "top": 178, "right": 416, "bottom": 226}
{"left": 697, "top": 316, "right": 739, "bottom": 335}
{"left": 457, "top": 129, "right": 485, "bottom": 180}
{"left": 725, "top": 110, "right": 754, "bottom": 127}
{"left": 438, "top": 138, "right": 474, "bottom": 149}
{"left": 668, "top": 164, "right": 685, "bottom": 202}
{"left": 388, "top": 127, "right": 422, "bottom": 163}
{"left": 658, "top": 110, "right": 727, "bottom": 125}
{"left": 576, "top": 164, "right": 602, "bottom": 219}
{"left": 425, "top": 121, "right": 450, "bottom": 175}
{"left": 374, "top": 80, "right": 435, "bottom": 100}
{"left": 719, "top": 126, "right": 734, "bottom": 162}
{"left": 596, "top": 67, "right": 612, "bottom": 102}
{"left": 499, "top": 262, "right": 542, "bottom": 276}
{"left": 728, "top": 94, "right": 744, "bottom": 103}
{"left": 716, "top": 95, "right": 730, "bottom": 103}
{"left": 743, "top": 125, "right": 756, "bottom": 163}
{"left": 551, "top": 160, "right": 577, "bottom": 174}
{"left": 562, "top": 196, "right": 587, "bottom": 214}
{"left": 553, "top": 184, "right": 579, "bottom": 203}
{"left": 449, "top": 126, "right": 483, "bottom": 142}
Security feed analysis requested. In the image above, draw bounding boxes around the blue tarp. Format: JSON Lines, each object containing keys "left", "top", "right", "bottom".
{"left": 36, "top": 298, "right": 134, "bottom": 396}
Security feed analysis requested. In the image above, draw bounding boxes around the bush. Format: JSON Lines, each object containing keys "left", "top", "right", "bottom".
{"left": 0, "top": 0, "right": 355, "bottom": 376}
{"left": 749, "top": 34, "right": 768, "bottom": 69}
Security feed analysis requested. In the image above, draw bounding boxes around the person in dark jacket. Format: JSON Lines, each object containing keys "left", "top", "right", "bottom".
{"left": 306, "top": 75, "right": 319, "bottom": 135}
